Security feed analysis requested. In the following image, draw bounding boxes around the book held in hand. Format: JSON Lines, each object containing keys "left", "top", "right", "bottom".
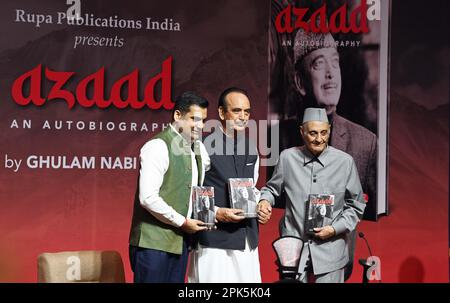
{"left": 305, "top": 194, "right": 335, "bottom": 235}
{"left": 228, "top": 178, "right": 258, "bottom": 218}
{"left": 192, "top": 186, "right": 216, "bottom": 230}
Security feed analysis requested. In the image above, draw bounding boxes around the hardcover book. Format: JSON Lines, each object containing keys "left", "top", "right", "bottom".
{"left": 228, "top": 178, "right": 258, "bottom": 218}
{"left": 192, "top": 186, "right": 216, "bottom": 229}
{"left": 305, "top": 194, "right": 335, "bottom": 235}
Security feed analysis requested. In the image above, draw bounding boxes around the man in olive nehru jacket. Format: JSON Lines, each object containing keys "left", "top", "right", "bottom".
{"left": 259, "top": 107, "right": 366, "bottom": 283}
{"left": 129, "top": 92, "right": 210, "bottom": 283}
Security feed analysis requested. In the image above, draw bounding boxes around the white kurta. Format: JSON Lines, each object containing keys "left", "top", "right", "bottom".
{"left": 187, "top": 152, "right": 262, "bottom": 283}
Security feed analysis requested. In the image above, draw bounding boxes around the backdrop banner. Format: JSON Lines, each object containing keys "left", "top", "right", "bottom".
{"left": 0, "top": 0, "right": 269, "bottom": 282}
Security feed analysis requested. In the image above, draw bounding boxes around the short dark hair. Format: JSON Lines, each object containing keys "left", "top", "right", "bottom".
{"left": 173, "top": 91, "right": 209, "bottom": 116}
{"left": 218, "top": 87, "right": 249, "bottom": 111}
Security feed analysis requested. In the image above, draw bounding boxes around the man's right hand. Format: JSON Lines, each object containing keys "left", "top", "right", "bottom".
{"left": 216, "top": 208, "right": 245, "bottom": 223}
{"left": 181, "top": 218, "right": 208, "bottom": 234}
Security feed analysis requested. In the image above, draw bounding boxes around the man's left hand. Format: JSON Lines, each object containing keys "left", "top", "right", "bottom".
{"left": 313, "top": 226, "right": 336, "bottom": 240}
{"left": 257, "top": 200, "right": 272, "bottom": 224}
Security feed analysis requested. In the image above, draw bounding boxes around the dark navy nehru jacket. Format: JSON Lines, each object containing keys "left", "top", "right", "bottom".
{"left": 197, "top": 131, "right": 259, "bottom": 250}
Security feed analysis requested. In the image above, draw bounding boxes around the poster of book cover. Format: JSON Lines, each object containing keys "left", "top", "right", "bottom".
{"left": 305, "top": 194, "right": 335, "bottom": 235}
{"left": 228, "top": 178, "right": 258, "bottom": 218}
{"left": 268, "top": 0, "right": 390, "bottom": 221}
{"left": 192, "top": 186, "right": 216, "bottom": 229}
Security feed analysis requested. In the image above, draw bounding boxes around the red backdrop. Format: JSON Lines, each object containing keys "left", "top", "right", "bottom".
{"left": 0, "top": 0, "right": 448, "bottom": 283}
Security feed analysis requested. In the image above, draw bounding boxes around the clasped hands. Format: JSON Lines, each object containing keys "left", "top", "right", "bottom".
{"left": 215, "top": 200, "right": 272, "bottom": 225}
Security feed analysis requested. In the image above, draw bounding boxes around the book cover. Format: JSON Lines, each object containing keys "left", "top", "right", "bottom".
{"left": 305, "top": 194, "right": 335, "bottom": 235}
{"left": 268, "top": 0, "right": 391, "bottom": 221}
{"left": 192, "top": 186, "right": 216, "bottom": 229}
{"left": 228, "top": 178, "right": 258, "bottom": 218}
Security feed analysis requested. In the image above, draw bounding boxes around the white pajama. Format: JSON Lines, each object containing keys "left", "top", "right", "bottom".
{"left": 188, "top": 238, "right": 261, "bottom": 283}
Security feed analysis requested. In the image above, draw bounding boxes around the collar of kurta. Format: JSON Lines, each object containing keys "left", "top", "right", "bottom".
{"left": 218, "top": 126, "right": 248, "bottom": 155}
{"left": 301, "top": 145, "right": 330, "bottom": 167}
{"left": 219, "top": 126, "right": 246, "bottom": 143}
{"left": 169, "top": 123, "right": 185, "bottom": 141}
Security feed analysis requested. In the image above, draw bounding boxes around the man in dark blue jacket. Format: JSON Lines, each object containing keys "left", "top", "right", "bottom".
{"left": 188, "top": 87, "right": 272, "bottom": 282}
